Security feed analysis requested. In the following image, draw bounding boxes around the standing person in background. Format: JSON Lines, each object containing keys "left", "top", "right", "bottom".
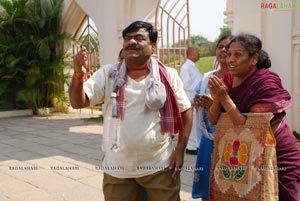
{"left": 180, "top": 47, "right": 202, "bottom": 155}
{"left": 69, "top": 21, "right": 192, "bottom": 201}
{"left": 192, "top": 35, "right": 233, "bottom": 200}
{"left": 208, "top": 33, "right": 300, "bottom": 201}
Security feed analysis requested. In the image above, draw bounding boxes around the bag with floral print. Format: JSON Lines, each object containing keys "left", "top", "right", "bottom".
{"left": 210, "top": 113, "right": 278, "bottom": 201}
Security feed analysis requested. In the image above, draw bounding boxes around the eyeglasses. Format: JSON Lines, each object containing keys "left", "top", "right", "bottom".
{"left": 124, "top": 34, "right": 147, "bottom": 42}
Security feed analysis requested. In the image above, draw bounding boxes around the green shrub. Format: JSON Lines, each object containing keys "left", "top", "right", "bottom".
{"left": 0, "top": 0, "right": 72, "bottom": 112}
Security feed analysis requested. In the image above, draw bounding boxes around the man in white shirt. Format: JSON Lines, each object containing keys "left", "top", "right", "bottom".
{"left": 69, "top": 21, "right": 192, "bottom": 201}
{"left": 180, "top": 47, "right": 202, "bottom": 155}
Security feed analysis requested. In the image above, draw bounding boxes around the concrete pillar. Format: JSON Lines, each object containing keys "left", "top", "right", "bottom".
{"left": 231, "top": 0, "right": 262, "bottom": 37}
{"left": 291, "top": 0, "right": 300, "bottom": 133}
{"left": 224, "top": 0, "right": 234, "bottom": 31}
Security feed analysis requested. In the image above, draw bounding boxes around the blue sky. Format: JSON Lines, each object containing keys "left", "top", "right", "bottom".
{"left": 189, "top": 0, "right": 226, "bottom": 41}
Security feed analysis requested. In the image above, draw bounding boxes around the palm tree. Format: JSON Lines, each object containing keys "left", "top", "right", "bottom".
{"left": 0, "top": 0, "right": 71, "bottom": 113}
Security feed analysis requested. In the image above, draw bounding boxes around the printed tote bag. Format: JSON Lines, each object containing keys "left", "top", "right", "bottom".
{"left": 210, "top": 113, "right": 278, "bottom": 201}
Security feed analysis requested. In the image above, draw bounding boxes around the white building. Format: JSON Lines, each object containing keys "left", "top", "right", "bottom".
{"left": 225, "top": 0, "right": 300, "bottom": 133}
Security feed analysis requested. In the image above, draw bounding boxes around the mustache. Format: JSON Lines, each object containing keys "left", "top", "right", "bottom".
{"left": 125, "top": 45, "right": 140, "bottom": 51}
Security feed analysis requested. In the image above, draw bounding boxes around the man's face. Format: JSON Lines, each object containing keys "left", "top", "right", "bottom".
{"left": 193, "top": 50, "right": 200, "bottom": 62}
{"left": 122, "top": 28, "right": 154, "bottom": 62}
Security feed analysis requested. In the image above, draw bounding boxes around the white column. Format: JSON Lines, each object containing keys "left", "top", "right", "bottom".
{"left": 291, "top": 40, "right": 300, "bottom": 133}
{"left": 261, "top": 0, "right": 293, "bottom": 128}
{"left": 61, "top": 0, "right": 85, "bottom": 34}
{"left": 291, "top": 0, "right": 300, "bottom": 133}
{"left": 224, "top": 0, "right": 234, "bottom": 31}
{"left": 232, "top": 0, "right": 262, "bottom": 37}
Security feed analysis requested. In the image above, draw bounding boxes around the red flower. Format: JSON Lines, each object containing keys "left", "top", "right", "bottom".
{"left": 230, "top": 156, "right": 239, "bottom": 166}
{"left": 224, "top": 139, "right": 248, "bottom": 166}
{"left": 232, "top": 139, "right": 240, "bottom": 152}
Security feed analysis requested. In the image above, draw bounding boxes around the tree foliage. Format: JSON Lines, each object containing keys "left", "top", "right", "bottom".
{"left": 215, "top": 26, "right": 232, "bottom": 43}
{"left": 191, "top": 35, "right": 215, "bottom": 56}
{"left": 0, "top": 0, "right": 71, "bottom": 112}
{"left": 175, "top": 26, "right": 232, "bottom": 57}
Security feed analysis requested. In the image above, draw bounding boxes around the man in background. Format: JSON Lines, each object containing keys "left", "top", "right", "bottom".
{"left": 180, "top": 47, "right": 202, "bottom": 155}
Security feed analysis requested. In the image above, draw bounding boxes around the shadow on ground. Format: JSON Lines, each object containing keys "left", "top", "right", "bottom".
{"left": 0, "top": 113, "right": 104, "bottom": 167}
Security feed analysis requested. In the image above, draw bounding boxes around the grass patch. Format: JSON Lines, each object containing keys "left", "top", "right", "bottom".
{"left": 82, "top": 115, "right": 104, "bottom": 123}
{"left": 197, "top": 56, "right": 216, "bottom": 75}
{"left": 293, "top": 131, "right": 300, "bottom": 146}
{"left": 175, "top": 56, "right": 216, "bottom": 75}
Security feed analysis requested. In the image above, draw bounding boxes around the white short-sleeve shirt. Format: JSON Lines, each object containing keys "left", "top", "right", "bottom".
{"left": 84, "top": 63, "right": 191, "bottom": 178}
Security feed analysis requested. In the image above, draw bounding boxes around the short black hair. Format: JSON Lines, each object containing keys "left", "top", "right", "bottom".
{"left": 122, "top": 21, "right": 158, "bottom": 44}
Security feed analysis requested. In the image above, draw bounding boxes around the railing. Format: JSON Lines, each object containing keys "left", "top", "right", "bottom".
{"left": 72, "top": 15, "right": 101, "bottom": 114}
{"left": 155, "top": 0, "right": 191, "bottom": 69}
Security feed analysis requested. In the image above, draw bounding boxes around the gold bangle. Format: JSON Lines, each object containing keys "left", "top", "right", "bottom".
{"left": 226, "top": 104, "right": 236, "bottom": 113}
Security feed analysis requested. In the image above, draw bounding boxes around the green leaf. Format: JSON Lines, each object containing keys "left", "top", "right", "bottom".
{"left": 2, "top": 71, "right": 17, "bottom": 79}
{"left": 0, "top": 0, "right": 13, "bottom": 15}
{"left": 221, "top": 164, "right": 231, "bottom": 179}
{"left": 234, "top": 166, "right": 246, "bottom": 180}
{"left": 7, "top": 56, "right": 24, "bottom": 68}
{"left": 38, "top": 40, "right": 50, "bottom": 60}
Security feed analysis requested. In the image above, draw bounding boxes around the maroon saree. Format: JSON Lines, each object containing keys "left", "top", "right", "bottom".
{"left": 223, "top": 68, "right": 300, "bottom": 201}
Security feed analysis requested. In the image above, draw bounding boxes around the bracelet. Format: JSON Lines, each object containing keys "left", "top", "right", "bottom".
{"left": 226, "top": 104, "right": 236, "bottom": 113}
{"left": 73, "top": 72, "right": 85, "bottom": 82}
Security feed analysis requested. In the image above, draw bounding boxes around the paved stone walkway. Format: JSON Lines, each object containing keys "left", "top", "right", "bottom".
{"left": 0, "top": 109, "right": 200, "bottom": 201}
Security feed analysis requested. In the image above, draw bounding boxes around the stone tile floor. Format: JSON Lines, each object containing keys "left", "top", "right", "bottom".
{"left": 1, "top": 109, "right": 298, "bottom": 201}
{"left": 0, "top": 109, "right": 201, "bottom": 201}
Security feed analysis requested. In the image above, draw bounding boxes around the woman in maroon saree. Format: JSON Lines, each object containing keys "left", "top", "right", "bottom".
{"left": 208, "top": 33, "right": 300, "bottom": 201}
